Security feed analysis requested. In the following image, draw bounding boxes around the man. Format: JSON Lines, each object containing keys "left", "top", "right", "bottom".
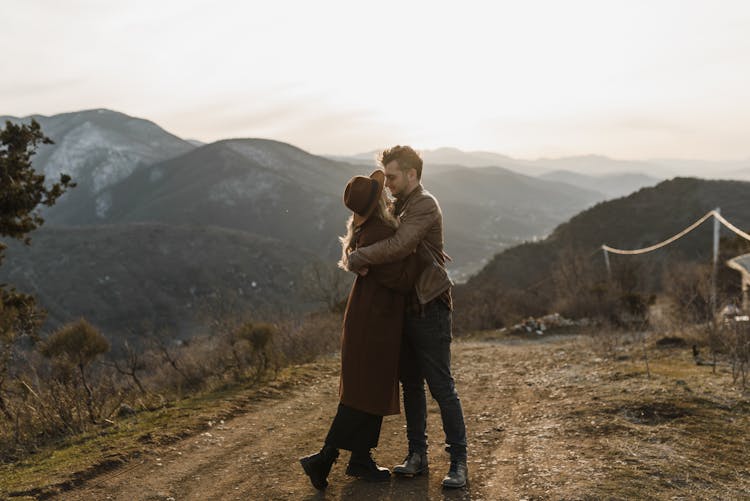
{"left": 345, "top": 145, "right": 468, "bottom": 488}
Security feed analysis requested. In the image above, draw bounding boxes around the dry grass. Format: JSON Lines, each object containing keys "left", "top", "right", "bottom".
{"left": 479, "top": 330, "right": 750, "bottom": 500}
{"left": 0, "top": 358, "right": 338, "bottom": 499}
{"left": 2, "top": 330, "right": 748, "bottom": 500}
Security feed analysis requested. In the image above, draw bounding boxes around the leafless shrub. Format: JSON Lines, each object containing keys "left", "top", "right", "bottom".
{"left": 0, "top": 344, "right": 120, "bottom": 458}
{"left": 660, "top": 261, "right": 734, "bottom": 372}
{"left": 661, "top": 261, "right": 714, "bottom": 326}
{"left": 300, "top": 261, "right": 353, "bottom": 313}
{"left": 108, "top": 340, "right": 148, "bottom": 396}
{"left": 453, "top": 285, "right": 550, "bottom": 334}
{"left": 719, "top": 321, "right": 749, "bottom": 389}
{"left": 275, "top": 312, "right": 342, "bottom": 364}
{"left": 552, "top": 249, "right": 654, "bottom": 330}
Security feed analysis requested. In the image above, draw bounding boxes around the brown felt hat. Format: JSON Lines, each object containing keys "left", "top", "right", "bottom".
{"left": 343, "top": 169, "right": 385, "bottom": 227}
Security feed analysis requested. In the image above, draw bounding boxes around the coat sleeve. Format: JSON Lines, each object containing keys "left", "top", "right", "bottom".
{"left": 357, "top": 221, "right": 426, "bottom": 293}
{"left": 368, "top": 253, "right": 424, "bottom": 294}
{"left": 349, "top": 195, "right": 438, "bottom": 268}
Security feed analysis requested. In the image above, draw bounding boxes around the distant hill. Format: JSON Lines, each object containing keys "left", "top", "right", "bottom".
{"left": 78, "top": 138, "right": 361, "bottom": 259}
{"left": 532, "top": 155, "right": 668, "bottom": 177}
{"left": 57, "top": 135, "right": 603, "bottom": 279}
{"left": 539, "top": 170, "right": 661, "bottom": 198}
{"left": 419, "top": 147, "right": 534, "bottom": 170}
{"left": 0, "top": 109, "right": 196, "bottom": 221}
{"left": 427, "top": 166, "right": 604, "bottom": 279}
{"left": 461, "top": 177, "right": 750, "bottom": 298}
{"left": 337, "top": 149, "right": 750, "bottom": 185}
{"left": 334, "top": 148, "right": 548, "bottom": 176}
{"left": 0, "top": 223, "right": 319, "bottom": 342}
{"left": 648, "top": 158, "right": 750, "bottom": 179}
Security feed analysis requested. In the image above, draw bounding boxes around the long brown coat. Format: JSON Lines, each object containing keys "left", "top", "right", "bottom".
{"left": 339, "top": 215, "right": 423, "bottom": 416}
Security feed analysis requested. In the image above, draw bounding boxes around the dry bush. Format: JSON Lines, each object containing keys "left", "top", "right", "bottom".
{"left": 40, "top": 319, "right": 110, "bottom": 424}
{"left": 455, "top": 247, "right": 656, "bottom": 335}
{"left": 657, "top": 258, "right": 750, "bottom": 389}
{"left": 552, "top": 281, "right": 619, "bottom": 322}
{"left": 300, "top": 261, "right": 353, "bottom": 313}
{"left": 453, "top": 284, "right": 551, "bottom": 334}
{"left": 660, "top": 261, "right": 731, "bottom": 368}
{"left": 721, "top": 321, "right": 750, "bottom": 389}
{"left": 552, "top": 250, "right": 654, "bottom": 329}
{"left": 236, "top": 322, "right": 283, "bottom": 379}
{"left": 109, "top": 340, "right": 149, "bottom": 396}
{"left": 580, "top": 325, "right": 633, "bottom": 360}
{"left": 275, "top": 311, "right": 342, "bottom": 363}
{"left": 551, "top": 247, "right": 607, "bottom": 319}
{"left": 0, "top": 291, "right": 43, "bottom": 425}
{"left": 661, "top": 261, "right": 714, "bottom": 326}
{"left": 0, "top": 336, "right": 122, "bottom": 459}
{"left": 0, "top": 306, "right": 343, "bottom": 460}
{"left": 142, "top": 333, "right": 204, "bottom": 395}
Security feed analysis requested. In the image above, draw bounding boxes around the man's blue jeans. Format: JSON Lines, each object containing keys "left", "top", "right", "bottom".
{"left": 399, "top": 299, "right": 467, "bottom": 461}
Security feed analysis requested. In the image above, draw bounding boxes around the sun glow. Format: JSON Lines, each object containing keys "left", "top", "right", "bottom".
{"left": 3, "top": 0, "right": 750, "bottom": 159}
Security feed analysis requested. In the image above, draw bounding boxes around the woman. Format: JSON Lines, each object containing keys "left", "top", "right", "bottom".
{"left": 299, "top": 170, "right": 423, "bottom": 490}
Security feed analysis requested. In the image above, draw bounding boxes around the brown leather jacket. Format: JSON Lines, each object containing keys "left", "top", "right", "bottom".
{"left": 347, "top": 185, "right": 452, "bottom": 304}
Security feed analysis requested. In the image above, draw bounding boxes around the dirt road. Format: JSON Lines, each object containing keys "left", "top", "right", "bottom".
{"left": 62, "top": 334, "right": 750, "bottom": 500}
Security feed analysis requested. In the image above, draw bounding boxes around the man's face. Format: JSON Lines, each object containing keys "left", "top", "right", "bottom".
{"left": 384, "top": 160, "right": 414, "bottom": 198}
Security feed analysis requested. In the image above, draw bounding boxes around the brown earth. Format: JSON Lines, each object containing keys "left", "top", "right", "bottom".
{"left": 46, "top": 333, "right": 750, "bottom": 500}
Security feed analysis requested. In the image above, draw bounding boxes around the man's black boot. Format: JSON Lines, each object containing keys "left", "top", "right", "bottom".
{"left": 299, "top": 445, "right": 339, "bottom": 490}
{"left": 392, "top": 451, "right": 429, "bottom": 476}
{"left": 441, "top": 458, "right": 468, "bottom": 488}
{"left": 345, "top": 450, "right": 391, "bottom": 482}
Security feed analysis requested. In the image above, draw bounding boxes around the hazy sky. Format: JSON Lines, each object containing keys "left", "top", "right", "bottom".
{"left": 2, "top": 0, "right": 749, "bottom": 159}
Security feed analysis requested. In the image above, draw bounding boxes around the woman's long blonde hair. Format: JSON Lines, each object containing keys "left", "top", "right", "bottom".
{"left": 338, "top": 191, "right": 397, "bottom": 270}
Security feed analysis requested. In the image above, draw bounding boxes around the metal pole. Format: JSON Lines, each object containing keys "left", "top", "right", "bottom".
{"left": 711, "top": 208, "right": 720, "bottom": 315}
{"left": 603, "top": 247, "right": 611, "bottom": 280}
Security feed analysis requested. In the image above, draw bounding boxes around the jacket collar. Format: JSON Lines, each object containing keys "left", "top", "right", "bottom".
{"left": 394, "top": 184, "right": 423, "bottom": 216}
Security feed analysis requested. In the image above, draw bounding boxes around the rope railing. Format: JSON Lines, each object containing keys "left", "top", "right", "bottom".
{"left": 713, "top": 211, "right": 750, "bottom": 242}
{"left": 602, "top": 209, "right": 750, "bottom": 256}
{"left": 504, "top": 209, "right": 750, "bottom": 293}
{"left": 601, "top": 209, "right": 750, "bottom": 313}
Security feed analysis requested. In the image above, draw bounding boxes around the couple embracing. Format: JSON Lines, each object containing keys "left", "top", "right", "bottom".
{"left": 299, "top": 146, "right": 468, "bottom": 490}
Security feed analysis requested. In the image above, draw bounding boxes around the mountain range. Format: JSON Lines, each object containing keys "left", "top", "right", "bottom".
{"left": 2, "top": 110, "right": 612, "bottom": 279}
{"left": 4, "top": 108, "right": 749, "bottom": 341}
{"left": 538, "top": 170, "right": 660, "bottom": 199}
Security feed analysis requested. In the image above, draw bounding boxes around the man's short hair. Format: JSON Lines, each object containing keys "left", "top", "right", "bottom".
{"left": 379, "top": 145, "right": 423, "bottom": 180}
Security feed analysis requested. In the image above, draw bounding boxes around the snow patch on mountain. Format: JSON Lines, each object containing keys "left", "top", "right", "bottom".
{"left": 226, "top": 142, "right": 286, "bottom": 170}
{"left": 225, "top": 141, "right": 318, "bottom": 174}
{"left": 149, "top": 167, "right": 164, "bottom": 183}
{"left": 45, "top": 121, "right": 155, "bottom": 192}
{"left": 208, "top": 170, "right": 282, "bottom": 204}
{"left": 95, "top": 192, "right": 112, "bottom": 218}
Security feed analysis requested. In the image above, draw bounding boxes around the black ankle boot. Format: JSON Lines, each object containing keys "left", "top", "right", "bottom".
{"left": 346, "top": 450, "right": 391, "bottom": 482}
{"left": 300, "top": 445, "right": 339, "bottom": 490}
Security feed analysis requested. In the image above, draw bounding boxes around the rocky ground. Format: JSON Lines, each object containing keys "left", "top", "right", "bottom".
{"left": 19, "top": 332, "right": 750, "bottom": 500}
